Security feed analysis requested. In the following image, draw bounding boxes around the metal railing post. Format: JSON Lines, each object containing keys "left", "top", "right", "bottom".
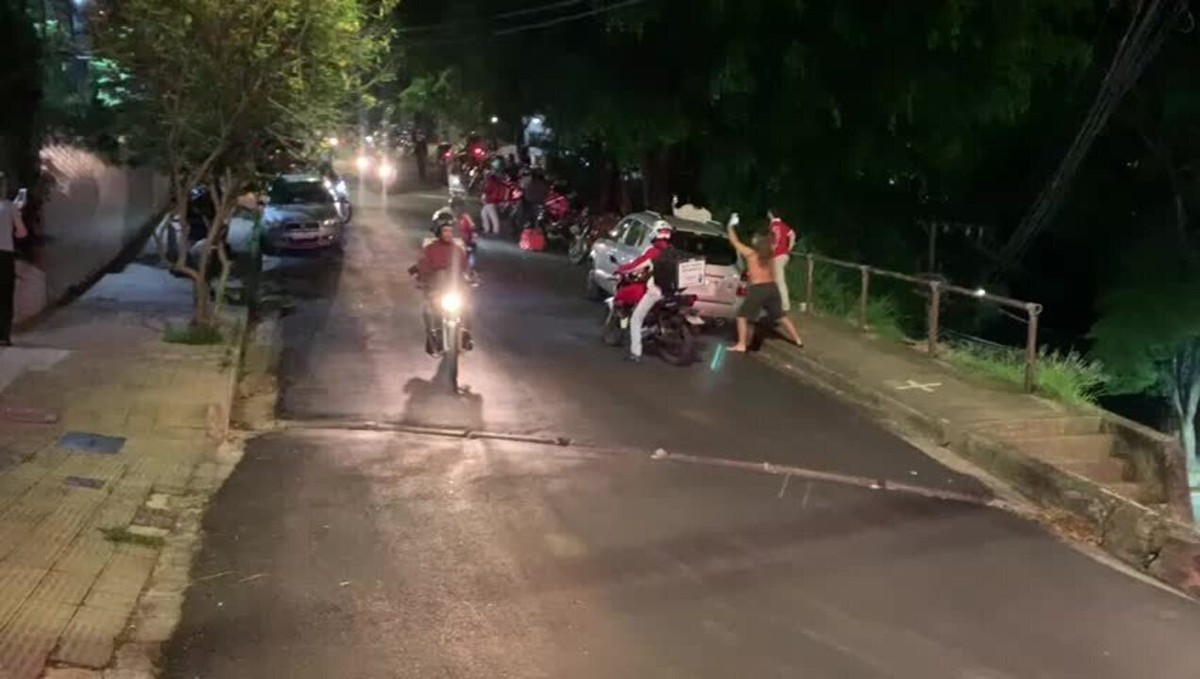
{"left": 858, "top": 266, "right": 870, "bottom": 330}
{"left": 927, "top": 281, "right": 941, "bottom": 356}
{"left": 804, "top": 254, "right": 815, "bottom": 314}
{"left": 1025, "top": 304, "right": 1041, "bottom": 393}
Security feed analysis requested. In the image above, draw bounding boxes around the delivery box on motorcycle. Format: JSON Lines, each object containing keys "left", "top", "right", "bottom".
{"left": 652, "top": 246, "right": 706, "bottom": 292}
{"left": 519, "top": 227, "right": 546, "bottom": 252}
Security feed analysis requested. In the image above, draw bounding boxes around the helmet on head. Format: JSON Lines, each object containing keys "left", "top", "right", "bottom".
{"left": 432, "top": 207, "right": 455, "bottom": 233}
{"left": 651, "top": 220, "right": 673, "bottom": 241}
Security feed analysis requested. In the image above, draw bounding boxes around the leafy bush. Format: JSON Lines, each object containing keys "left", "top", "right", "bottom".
{"left": 162, "top": 323, "right": 225, "bottom": 345}
{"left": 945, "top": 342, "right": 1108, "bottom": 407}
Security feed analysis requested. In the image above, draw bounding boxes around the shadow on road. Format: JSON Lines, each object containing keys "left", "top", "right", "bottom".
{"left": 401, "top": 360, "right": 485, "bottom": 431}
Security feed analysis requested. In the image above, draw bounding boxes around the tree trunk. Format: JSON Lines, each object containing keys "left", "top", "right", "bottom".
{"left": 640, "top": 146, "right": 673, "bottom": 214}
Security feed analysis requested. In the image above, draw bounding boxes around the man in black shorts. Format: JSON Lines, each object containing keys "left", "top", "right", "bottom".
{"left": 727, "top": 217, "right": 804, "bottom": 352}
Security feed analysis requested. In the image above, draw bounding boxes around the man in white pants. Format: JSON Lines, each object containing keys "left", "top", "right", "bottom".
{"left": 768, "top": 208, "right": 796, "bottom": 312}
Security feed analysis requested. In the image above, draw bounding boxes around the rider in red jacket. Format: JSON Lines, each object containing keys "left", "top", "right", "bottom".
{"left": 615, "top": 220, "right": 673, "bottom": 362}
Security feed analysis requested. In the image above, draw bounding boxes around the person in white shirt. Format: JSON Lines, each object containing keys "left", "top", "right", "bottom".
{"left": 0, "top": 174, "right": 30, "bottom": 346}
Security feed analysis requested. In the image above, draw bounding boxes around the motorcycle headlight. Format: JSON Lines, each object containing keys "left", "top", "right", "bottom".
{"left": 448, "top": 175, "right": 463, "bottom": 188}
{"left": 440, "top": 291, "right": 463, "bottom": 313}
{"left": 355, "top": 155, "right": 371, "bottom": 172}
{"left": 335, "top": 180, "right": 347, "bottom": 194}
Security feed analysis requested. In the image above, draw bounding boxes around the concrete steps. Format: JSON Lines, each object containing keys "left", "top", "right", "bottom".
{"left": 977, "top": 415, "right": 1104, "bottom": 440}
{"left": 1006, "top": 433, "right": 1133, "bottom": 486}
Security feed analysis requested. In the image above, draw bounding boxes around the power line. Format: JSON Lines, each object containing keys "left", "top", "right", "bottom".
{"left": 396, "top": 0, "right": 588, "bottom": 34}
{"left": 402, "top": 0, "right": 649, "bottom": 47}
{"left": 494, "top": 0, "right": 647, "bottom": 36}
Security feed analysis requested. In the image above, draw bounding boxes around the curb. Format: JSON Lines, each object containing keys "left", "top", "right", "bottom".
{"left": 757, "top": 339, "right": 1200, "bottom": 598}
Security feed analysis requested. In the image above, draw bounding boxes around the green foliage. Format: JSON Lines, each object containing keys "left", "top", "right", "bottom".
{"left": 162, "top": 322, "right": 225, "bottom": 345}
{"left": 786, "top": 259, "right": 907, "bottom": 341}
{"left": 1090, "top": 240, "right": 1200, "bottom": 397}
{"left": 99, "top": 526, "right": 166, "bottom": 548}
{"left": 945, "top": 343, "right": 1107, "bottom": 407}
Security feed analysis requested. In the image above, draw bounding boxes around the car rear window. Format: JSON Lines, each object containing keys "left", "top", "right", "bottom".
{"left": 269, "top": 181, "right": 332, "bottom": 205}
{"left": 670, "top": 231, "right": 738, "bottom": 266}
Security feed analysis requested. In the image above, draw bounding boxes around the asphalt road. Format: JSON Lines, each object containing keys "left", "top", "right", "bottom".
{"left": 163, "top": 183, "right": 1200, "bottom": 678}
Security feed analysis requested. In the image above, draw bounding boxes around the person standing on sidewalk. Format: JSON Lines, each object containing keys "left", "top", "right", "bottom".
{"left": 727, "top": 216, "right": 803, "bottom": 352}
{"left": 768, "top": 208, "right": 796, "bottom": 311}
{"left": 0, "top": 174, "right": 30, "bottom": 346}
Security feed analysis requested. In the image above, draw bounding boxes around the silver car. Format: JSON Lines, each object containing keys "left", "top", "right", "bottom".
{"left": 262, "top": 174, "right": 348, "bottom": 253}
{"left": 586, "top": 212, "right": 744, "bottom": 319}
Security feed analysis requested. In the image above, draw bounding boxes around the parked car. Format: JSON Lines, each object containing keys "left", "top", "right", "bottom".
{"left": 585, "top": 212, "right": 744, "bottom": 319}
{"left": 261, "top": 174, "right": 348, "bottom": 253}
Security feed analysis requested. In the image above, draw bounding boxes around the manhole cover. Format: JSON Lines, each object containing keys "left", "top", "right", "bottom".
{"left": 58, "top": 431, "right": 126, "bottom": 455}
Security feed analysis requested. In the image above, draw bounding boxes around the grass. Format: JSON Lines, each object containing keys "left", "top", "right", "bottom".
{"left": 99, "top": 526, "right": 167, "bottom": 549}
{"left": 785, "top": 259, "right": 907, "bottom": 341}
{"left": 944, "top": 342, "right": 1108, "bottom": 407}
{"left": 162, "top": 322, "right": 225, "bottom": 345}
{"left": 784, "top": 255, "right": 1108, "bottom": 408}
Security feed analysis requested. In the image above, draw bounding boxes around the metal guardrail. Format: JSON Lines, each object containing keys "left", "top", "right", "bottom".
{"left": 799, "top": 253, "right": 1045, "bottom": 393}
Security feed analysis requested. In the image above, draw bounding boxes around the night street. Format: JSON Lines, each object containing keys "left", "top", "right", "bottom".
{"left": 161, "top": 185, "right": 1200, "bottom": 678}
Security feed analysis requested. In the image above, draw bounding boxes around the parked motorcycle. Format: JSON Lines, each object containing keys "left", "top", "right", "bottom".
{"left": 601, "top": 268, "right": 703, "bottom": 366}
{"left": 538, "top": 184, "right": 589, "bottom": 249}
{"left": 566, "top": 214, "right": 601, "bottom": 265}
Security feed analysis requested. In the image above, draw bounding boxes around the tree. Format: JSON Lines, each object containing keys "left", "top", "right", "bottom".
{"left": 0, "top": 0, "right": 44, "bottom": 188}
{"left": 90, "top": 0, "right": 393, "bottom": 328}
{"left": 1091, "top": 235, "right": 1200, "bottom": 485}
{"left": 397, "top": 0, "right": 1098, "bottom": 259}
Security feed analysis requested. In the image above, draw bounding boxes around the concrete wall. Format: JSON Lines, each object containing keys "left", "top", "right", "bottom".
{"left": 15, "top": 145, "right": 169, "bottom": 322}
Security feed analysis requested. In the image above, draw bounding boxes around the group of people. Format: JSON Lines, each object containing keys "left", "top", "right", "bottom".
{"left": 612, "top": 208, "right": 804, "bottom": 362}
{"left": 478, "top": 160, "right": 550, "bottom": 237}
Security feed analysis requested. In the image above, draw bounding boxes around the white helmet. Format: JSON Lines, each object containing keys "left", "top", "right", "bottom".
{"left": 651, "top": 220, "right": 673, "bottom": 241}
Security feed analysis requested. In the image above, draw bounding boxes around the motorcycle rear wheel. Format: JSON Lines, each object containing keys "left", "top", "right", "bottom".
{"left": 655, "top": 317, "right": 695, "bottom": 366}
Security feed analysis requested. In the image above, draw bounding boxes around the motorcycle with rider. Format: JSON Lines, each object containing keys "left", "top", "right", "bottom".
{"left": 602, "top": 220, "right": 704, "bottom": 365}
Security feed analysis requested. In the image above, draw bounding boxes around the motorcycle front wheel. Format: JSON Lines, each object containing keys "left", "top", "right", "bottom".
{"left": 601, "top": 310, "right": 625, "bottom": 347}
{"left": 567, "top": 235, "right": 589, "bottom": 265}
{"left": 444, "top": 318, "right": 460, "bottom": 391}
{"left": 655, "top": 316, "right": 695, "bottom": 366}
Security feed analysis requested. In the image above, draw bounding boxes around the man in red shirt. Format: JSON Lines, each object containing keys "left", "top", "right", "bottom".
{"left": 480, "top": 165, "right": 509, "bottom": 235}
{"left": 768, "top": 208, "right": 797, "bottom": 312}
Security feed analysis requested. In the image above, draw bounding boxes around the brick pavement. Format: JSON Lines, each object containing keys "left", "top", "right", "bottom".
{"left": 0, "top": 268, "right": 241, "bottom": 678}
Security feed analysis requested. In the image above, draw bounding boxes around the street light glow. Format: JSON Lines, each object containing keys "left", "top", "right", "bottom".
{"left": 355, "top": 154, "right": 372, "bottom": 172}
{"left": 490, "top": 115, "right": 499, "bottom": 124}
{"left": 974, "top": 287, "right": 987, "bottom": 297}
{"left": 378, "top": 160, "right": 396, "bottom": 182}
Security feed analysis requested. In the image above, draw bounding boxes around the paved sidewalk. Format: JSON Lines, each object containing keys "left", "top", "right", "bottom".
{"left": 0, "top": 264, "right": 240, "bottom": 678}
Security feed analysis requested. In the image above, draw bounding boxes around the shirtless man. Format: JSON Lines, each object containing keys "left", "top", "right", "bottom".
{"left": 726, "top": 217, "right": 804, "bottom": 352}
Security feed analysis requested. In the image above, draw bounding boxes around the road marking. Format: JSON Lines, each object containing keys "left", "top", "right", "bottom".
{"left": 894, "top": 379, "right": 942, "bottom": 393}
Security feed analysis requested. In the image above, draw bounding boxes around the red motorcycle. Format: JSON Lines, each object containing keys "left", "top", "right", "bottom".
{"left": 537, "top": 184, "right": 590, "bottom": 251}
